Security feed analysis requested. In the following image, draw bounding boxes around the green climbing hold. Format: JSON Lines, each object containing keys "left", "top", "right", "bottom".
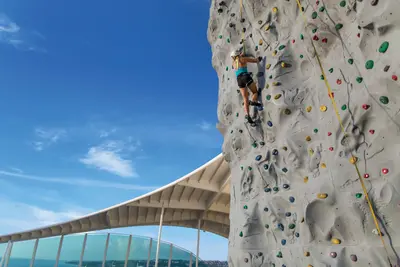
{"left": 379, "top": 41, "right": 389, "bottom": 53}
{"left": 226, "top": 66, "right": 229, "bottom": 71}
{"left": 265, "top": 224, "right": 269, "bottom": 228}
{"left": 276, "top": 252, "right": 283, "bottom": 258}
{"left": 339, "top": 0, "right": 346, "bottom": 6}
{"left": 289, "top": 223, "right": 296, "bottom": 229}
{"left": 236, "top": 112, "right": 239, "bottom": 117}
{"left": 312, "top": 28, "right": 318, "bottom": 33}
{"left": 218, "top": 35, "right": 222, "bottom": 39}
{"left": 273, "top": 187, "right": 279, "bottom": 192}
{"left": 355, "top": 193, "right": 362, "bottom": 198}
{"left": 356, "top": 77, "right": 363, "bottom": 83}
{"left": 365, "top": 60, "right": 374, "bottom": 70}
{"left": 239, "top": 231, "right": 243, "bottom": 237}
{"left": 264, "top": 164, "right": 269, "bottom": 170}
{"left": 227, "top": 38, "right": 230, "bottom": 43}
{"left": 335, "top": 23, "right": 343, "bottom": 30}
{"left": 314, "top": 128, "right": 318, "bottom": 133}
{"left": 312, "top": 11, "right": 318, "bottom": 19}
{"left": 320, "top": 74, "right": 325, "bottom": 80}
{"left": 300, "top": 54, "right": 304, "bottom": 58}
{"left": 279, "top": 45, "right": 286, "bottom": 50}
{"left": 329, "top": 68, "right": 333, "bottom": 73}
{"left": 244, "top": 205, "right": 248, "bottom": 209}
{"left": 252, "top": 142, "right": 257, "bottom": 148}
{"left": 269, "top": 75, "right": 273, "bottom": 79}
{"left": 230, "top": 130, "right": 233, "bottom": 134}
{"left": 240, "top": 166, "right": 244, "bottom": 170}
{"left": 284, "top": 109, "right": 291, "bottom": 115}
{"left": 341, "top": 104, "right": 347, "bottom": 110}
{"left": 300, "top": 34, "right": 304, "bottom": 40}
{"left": 379, "top": 96, "right": 389, "bottom": 104}
{"left": 266, "top": 95, "right": 271, "bottom": 100}
{"left": 248, "top": 166, "right": 252, "bottom": 171}
{"left": 348, "top": 58, "right": 354, "bottom": 65}
{"left": 319, "top": 6, "right": 325, "bottom": 12}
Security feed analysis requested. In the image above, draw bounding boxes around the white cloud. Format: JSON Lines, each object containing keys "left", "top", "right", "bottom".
{"left": 197, "top": 121, "right": 212, "bottom": 131}
{"left": 32, "top": 127, "right": 66, "bottom": 151}
{"left": 99, "top": 128, "right": 117, "bottom": 138}
{"left": 80, "top": 139, "right": 139, "bottom": 178}
{"left": 0, "top": 170, "right": 157, "bottom": 191}
{"left": 9, "top": 167, "right": 23, "bottom": 173}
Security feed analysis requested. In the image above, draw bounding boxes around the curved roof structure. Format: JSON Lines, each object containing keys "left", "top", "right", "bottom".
{"left": 0, "top": 154, "right": 230, "bottom": 243}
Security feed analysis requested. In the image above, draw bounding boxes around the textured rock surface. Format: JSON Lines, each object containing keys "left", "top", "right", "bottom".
{"left": 208, "top": 0, "right": 400, "bottom": 266}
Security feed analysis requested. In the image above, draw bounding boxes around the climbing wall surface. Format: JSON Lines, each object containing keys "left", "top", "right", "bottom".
{"left": 208, "top": 0, "right": 400, "bottom": 266}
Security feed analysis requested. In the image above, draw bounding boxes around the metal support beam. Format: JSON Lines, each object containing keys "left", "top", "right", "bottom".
{"left": 79, "top": 234, "right": 88, "bottom": 267}
{"left": 124, "top": 235, "right": 132, "bottom": 267}
{"left": 102, "top": 233, "right": 110, "bottom": 267}
{"left": 3, "top": 241, "right": 12, "bottom": 267}
{"left": 29, "top": 239, "right": 39, "bottom": 267}
{"left": 0, "top": 241, "right": 11, "bottom": 267}
{"left": 155, "top": 207, "right": 165, "bottom": 267}
{"left": 167, "top": 243, "right": 173, "bottom": 267}
{"left": 196, "top": 219, "right": 201, "bottom": 267}
{"left": 189, "top": 252, "right": 193, "bottom": 267}
{"left": 55, "top": 235, "right": 64, "bottom": 267}
{"left": 146, "top": 238, "right": 152, "bottom": 267}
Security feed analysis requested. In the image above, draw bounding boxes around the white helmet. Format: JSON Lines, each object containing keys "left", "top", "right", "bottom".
{"left": 230, "top": 50, "right": 240, "bottom": 58}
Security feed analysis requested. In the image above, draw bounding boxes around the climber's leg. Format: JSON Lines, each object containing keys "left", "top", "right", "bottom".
{"left": 239, "top": 87, "right": 250, "bottom": 118}
{"left": 248, "top": 81, "right": 262, "bottom": 106}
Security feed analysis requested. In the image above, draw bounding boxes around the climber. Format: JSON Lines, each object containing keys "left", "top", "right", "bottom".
{"left": 231, "top": 49, "right": 262, "bottom": 124}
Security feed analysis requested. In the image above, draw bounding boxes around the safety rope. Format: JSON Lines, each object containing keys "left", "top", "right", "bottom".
{"left": 293, "top": 0, "right": 392, "bottom": 265}
{"left": 239, "top": 0, "right": 245, "bottom": 55}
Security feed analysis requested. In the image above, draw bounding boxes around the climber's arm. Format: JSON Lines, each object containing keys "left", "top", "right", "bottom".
{"left": 242, "top": 57, "right": 261, "bottom": 63}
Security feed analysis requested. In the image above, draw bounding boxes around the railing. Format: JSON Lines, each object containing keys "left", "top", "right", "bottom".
{"left": 0, "top": 233, "right": 214, "bottom": 267}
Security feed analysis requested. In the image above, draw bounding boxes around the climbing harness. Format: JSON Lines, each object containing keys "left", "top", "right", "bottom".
{"left": 293, "top": 0, "right": 393, "bottom": 265}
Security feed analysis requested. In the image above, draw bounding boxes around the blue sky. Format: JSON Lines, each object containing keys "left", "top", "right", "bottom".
{"left": 0, "top": 0, "right": 227, "bottom": 260}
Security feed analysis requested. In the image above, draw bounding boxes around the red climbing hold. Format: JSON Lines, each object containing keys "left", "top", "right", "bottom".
{"left": 292, "top": 39, "right": 295, "bottom": 44}
{"left": 322, "top": 38, "right": 328, "bottom": 43}
{"left": 313, "top": 35, "right": 319, "bottom": 41}
{"left": 357, "top": 33, "right": 360, "bottom": 38}
{"left": 382, "top": 168, "right": 389, "bottom": 175}
{"left": 336, "top": 79, "right": 342, "bottom": 85}
{"left": 316, "top": 0, "right": 320, "bottom": 4}
{"left": 392, "top": 75, "right": 398, "bottom": 81}
{"left": 362, "top": 104, "right": 370, "bottom": 110}
{"left": 329, "top": 147, "right": 334, "bottom": 151}
{"left": 364, "top": 173, "right": 370, "bottom": 179}
{"left": 328, "top": 132, "right": 332, "bottom": 136}
{"left": 369, "top": 129, "right": 375, "bottom": 134}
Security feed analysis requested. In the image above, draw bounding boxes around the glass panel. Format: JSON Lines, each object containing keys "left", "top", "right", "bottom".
{"left": 34, "top": 236, "right": 61, "bottom": 267}
{"left": 7, "top": 240, "right": 35, "bottom": 267}
{"left": 170, "top": 245, "right": 192, "bottom": 267}
{"left": 82, "top": 234, "right": 107, "bottom": 262}
{"left": 0, "top": 243, "right": 8, "bottom": 264}
{"left": 148, "top": 241, "right": 171, "bottom": 267}
{"left": 127, "top": 236, "right": 150, "bottom": 267}
{"left": 58, "top": 234, "right": 84, "bottom": 267}
{"left": 105, "top": 234, "right": 130, "bottom": 266}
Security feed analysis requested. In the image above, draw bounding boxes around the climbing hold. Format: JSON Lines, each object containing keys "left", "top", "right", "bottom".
{"left": 239, "top": 231, "right": 243, "bottom": 237}
{"left": 300, "top": 34, "right": 304, "bottom": 40}
{"left": 240, "top": 18, "right": 245, "bottom": 23}
{"left": 339, "top": 0, "right": 346, "bottom": 6}
{"left": 283, "top": 184, "right": 290, "bottom": 189}
{"left": 305, "top": 136, "right": 311, "bottom": 142}
{"left": 307, "top": 265, "right": 313, "bottom": 267}
{"left": 329, "top": 147, "right": 334, "bottom": 151}
{"left": 392, "top": 75, "right": 398, "bottom": 81}
{"left": 328, "top": 68, "right": 333, "bottom": 73}
{"left": 356, "top": 77, "right": 363, "bottom": 83}
{"left": 289, "top": 196, "right": 295, "bottom": 203}
{"left": 320, "top": 105, "right": 327, "bottom": 112}
{"left": 330, "top": 252, "right": 337, "bottom": 258}
{"left": 273, "top": 186, "right": 279, "bottom": 192}
{"left": 292, "top": 39, "right": 295, "bottom": 43}
{"left": 244, "top": 258, "right": 248, "bottom": 263}
{"left": 218, "top": 35, "right": 222, "bottom": 39}
{"left": 328, "top": 92, "right": 334, "bottom": 98}
{"left": 269, "top": 75, "right": 273, "bottom": 79}
{"left": 226, "top": 66, "right": 229, "bottom": 71}
{"left": 379, "top": 41, "right": 389, "bottom": 53}
{"left": 341, "top": 104, "right": 347, "bottom": 111}
{"left": 355, "top": 193, "right": 362, "bottom": 198}
{"left": 260, "top": 141, "right": 265, "bottom": 146}
{"left": 258, "top": 252, "right": 263, "bottom": 257}
{"left": 348, "top": 58, "right": 354, "bottom": 64}
{"left": 382, "top": 168, "right": 389, "bottom": 174}
{"left": 313, "top": 35, "right": 319, "bottom": 41}
{"left": 265, "top": 224, "right": 269, "bottom": 228}
{"left": 264, "top": 187, "right": 271, "bottom": 192}
{"left": 266, "top": 63, "right": 271, "bottom": 69}
{"left": 369, "top": 129, "right": 375, "bottom": 134}
{"left": 267, "top": 121, "right": 273, "bottom": 127}
{"left": 319, "top": 6, "right": 325, "bottom": 12}
{"left": 259, "top": 39, "right": 263, "bottom": 46}
{"left": 243, "top": 205, "right": 248, "bottom": 209}
{"left": 335, "top": 23, "right": 343, "bottom": 30}
{"left": 362, "top": 104, "right": 370, "bottom": 110}
{"left": 350, "top": 156, "right": 358, "bottom": 164}
{"left": 357, "top": 33, "right": 361, "bottom": 38}
{"left": 295, "top": 232, "right": 300, "bottom": 237}
{"left": 308, "top": 149, "right": 314, "bottom": 156}
{"left": 248, "top": 166, "right": 252, "bottom": 171}
{"left": 331, "top": 238, "right": 341, "bottom": 244}
{"left": 320, "top": 74, "right": 324, "bottom": 80}
{"left": 226, "top": 38, "right": 230, "bottom": 43}
{"left": 265, "top": 24, "right": 270, "bottom": 31}
{"left": 379, "top": 96, "right": 389, "bottom": 104}
{"left": 277, "top": 223, "right": 284, "bottom": 231}
{"left": 229, "top": 22, "right": 235, "bottom": 28}
{"left": 306, "top": 106, "right": 312, "bottom": 112}
{"left": 304, "top": 251, "right": 310, "bottom": 257}
{"left": 238, "top": 129, "right": 243, "bottom": 133}
{"left": 282, "top": 146, "right": 288, "bottom": 151}
{"left": 337, "top": 79, "right": 342, "bottom": 85}
{"left": 276, "top": 251, "right": 282, "bottom": 258}
{"left": 255, "top": 155, "right": 262, "bottom": 161}
{"left": 273, "top": 149, "right": 278, "bottom": 155}
{"left": 281, "top": 239, "right": 286, "bottom": 245}
{"left": 272, "top": 7, "right": 278, "bottom": 13}
{"left": 264, "top": 207, "right": 269, "bottom": 212}
{"left": 217, "top": 8, "right": 223, "bottom": 14}
{"left": 364, "top": 173, "right": 370, "bottom": 178}
{"left": 371, "top": 0, "right": 378, "bottom": 5}
{"left": 350, "top": 255, "right": 357, "bottom": 262}
{"left": 311, "top": 11, "right": 318, "bottom": 19}
{"left": 328, "top": 132, "right": 332, "bottom": 136}
{"left": 321, "top": 163, "right": 327, "bottom": 168}
{"left": 304, "top": 176, "right": 309, "bottom": 183}
{"left": 314, "top": 128, "right": 318, "bottom": 133}
{"left": 279, "top": 45, "right": 286, "bottom": 50}
{"left": 285, "top": 212, "right": 291, "bottom": 217}
{"left": 365, "top": 60, "right": 374, "bottom": 69}
{"left": 240, "top": 166, "right": 244, "bottom": 170}
{"left": 384, "top": 65, "right": 390, "bottom": 72}
{"left": 274, "top": 94, "right": 282, "bottom": 100}
{"left": 317, "top": 193, "right": 328, "bottom": 199}
{"left": 281, "top": 62, "right": 287, "bottom": 68}
{"left": 252, "top": 142, "right": 257, "bottom": 148}
{"left": 288, "top": 223, "right": 295, "bottom": 229}
{"left": 242, "top": 28, "right": 246, "bottom": 33}
{"left": 300, "top": 54, "right": 304, "bottom": 58}
{"left": 272, "top": 50, "right": 277, "bottom": 56}
{"left": 284, "top": 109, "right": 291, "bottom": 115}
{"left": 322, "top": 38, "right": 328, "bottom": 43}
{"left": 266, "top": 95, "right": 271, "bottom": 100}
{"left": 282, "top": 168, "right": 288, "bottom": 173}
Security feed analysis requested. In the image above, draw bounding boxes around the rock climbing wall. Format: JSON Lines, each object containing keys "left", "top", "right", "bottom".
{"left": 208, "top": 0, "right": 400, "bottom": 266}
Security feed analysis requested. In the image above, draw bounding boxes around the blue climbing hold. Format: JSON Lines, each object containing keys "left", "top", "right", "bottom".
{"left": 264, "top": 187, "right": 271, "bottom": 193}
{"left": 255, "top": 155, "right": 262, "bottom": 161}
{"left": 283, "top": 184, "right": 290, "bottom": 189}
{"left": 289, "top": 196, "right": 295, "bottom": 203}
{"left": 281, "top": 239, "right": 286, "bottom": 245}
{"left": 278, "top": 223, "right": 284, "bottom": 231}
{"left": 263, "top": 164, "right": 269, "bottom": 170}
{"left": 295, "top": 232, "right": 300, "bottom": 237}
{"left": 282, "top": 265, "right": 286, "bottom": 267}
{"left": 285, "top": 212, "right": 291, "bottom": 217}
{"left": 282, "top": 167, "right": 288, "bottom": 173}
{"left": 273, "top": 149, "right": 278, "bottom": 155}
{"left": 267, "top": 121, "right": 273, "bottom": 127}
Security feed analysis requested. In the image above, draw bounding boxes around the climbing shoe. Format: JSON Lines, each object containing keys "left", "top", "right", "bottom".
{"left": 245, "top": 115, "right": 254, "bottom": 124}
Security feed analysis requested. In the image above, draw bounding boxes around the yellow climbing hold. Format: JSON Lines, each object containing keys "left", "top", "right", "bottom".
{"left": 317, "top": 193, "right": 328, "bottom": 199}
{"left": 350, "top": 156, "right": 357, "bottom": 164}
{"left": 274, "top": 94, "right": 282, "bottom": 100}
{"left": 259, "top": 39, "right": 263, "bottom": 45}
{"left": 272, "top": 7, "right": 278, "bottom": 13}
{"left": 308, "top": 265, "right": 313, "bottom": 267}
{"left": 331, "top": 238, "right": 341, "bottom": 244}
{"left": 306, "top": 106, "right": 312, "bottom": 112}
{"left": 308, "top": 148, "right": 314, "bottom": 156}
{"left": 272, "top": 50, "right": 277, "bottom": 56}
{"left": 304, "top": 251, "right": 310, "bottom": 257}
{"left": 272, "top": 81, "right": 280, "bottom": 86}
{"left": 301, "top": 217, "right": 305, "bottom": 223}
{"left": 281, "top": 62, "right": 286, "bottom": 68}
{"left": 320, "top": 105, "right": 327, "bottom": 112}
{"left": 305, "top": 136, "right": 311, "bottom": 142}
{"left": 266, "top": 63, "right": 271, "bottom": 69}
{"left": 265, "top": 24, "right": 270, "bottom": 31}
{"left": 304, "top": 176, "right": 309, "bottom": 183}
{"left": 320, "top": 163, "right": 326, "bottom": 168}
{"left": 266, "top": 83, "right": 270, "bottom": 89}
